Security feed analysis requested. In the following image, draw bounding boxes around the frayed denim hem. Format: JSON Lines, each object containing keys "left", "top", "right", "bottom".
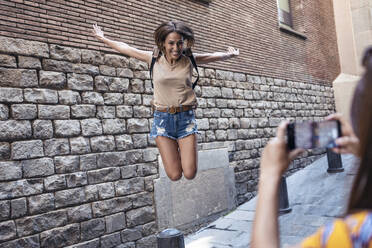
{"left": 149, "top": 133, "right": 178, "bottom": 140}
{"left": 178, "top": 130, "right": 199, "bottom": 140}
{"left": 149, "top": 131, "right": 199, "bottom": 140}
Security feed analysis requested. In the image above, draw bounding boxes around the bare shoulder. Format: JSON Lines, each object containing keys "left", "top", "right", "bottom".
{"left": 192, "top": 52, "right": 202, "bottom": 59}
{"left": 191, "top": 52, "right": 209, "bottom": 64}
{"left": 142, "top": 51, "right": 153, "bottom": 65}
{"left": 125, "top": 48, "right": 152, "bottom": 65}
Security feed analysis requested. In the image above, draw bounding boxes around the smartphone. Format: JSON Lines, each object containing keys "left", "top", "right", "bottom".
{"left": 287, "top": 120, "right": 341, "bottom": 150}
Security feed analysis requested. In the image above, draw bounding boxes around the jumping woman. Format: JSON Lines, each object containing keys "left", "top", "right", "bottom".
{"left": 93, "top": 21, "right": 239, "bottom": 181}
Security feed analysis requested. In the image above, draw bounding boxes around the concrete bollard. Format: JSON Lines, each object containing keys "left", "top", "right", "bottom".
{"left": 326, "top": 148, "right": 344, "bottom": 173}
{"left": 157, "top": 228, "right": 185, "bottom": 248}
{"left": 278, "top": 176, "right": 292, "bottom": 214}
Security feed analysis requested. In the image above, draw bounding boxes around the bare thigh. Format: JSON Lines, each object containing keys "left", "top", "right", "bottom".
{"left": 178, "top": 134, "right": 198, "bottom": 180}
{"left": 155, "top": 136, "right": 182, "bottom": 181}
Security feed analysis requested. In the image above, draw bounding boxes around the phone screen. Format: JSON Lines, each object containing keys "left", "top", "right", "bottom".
{"left": 287, "top": 120, "right": 341, "bottom": 150}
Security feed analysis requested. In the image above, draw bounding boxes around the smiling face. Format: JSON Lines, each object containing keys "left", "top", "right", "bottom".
{"left": 163, "top": 32, "right": 184, "bottom": 62}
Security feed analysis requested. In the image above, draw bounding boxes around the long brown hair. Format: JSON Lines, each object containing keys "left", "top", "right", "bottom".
{"left": 154, "top": 21, "right": 195, "bottom": 53}
{"left": 347, "top": 46, "right": 372, "bottom": 212}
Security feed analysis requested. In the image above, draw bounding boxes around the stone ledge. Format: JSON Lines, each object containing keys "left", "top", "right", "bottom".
{"left": 154, "top": 148, "right": 236, "bottom": 231}
{"left": 279, "top": 23, "right": 307, "bottom": 40}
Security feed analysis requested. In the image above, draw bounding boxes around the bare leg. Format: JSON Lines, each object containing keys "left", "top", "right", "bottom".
{"left": 155, "top": 136, "right": 182, "bottom": 181}
{"left": 178, "top": 134, "right": 198, "bottom": 180}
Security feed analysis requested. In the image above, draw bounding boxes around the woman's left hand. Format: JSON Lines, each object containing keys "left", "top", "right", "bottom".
{"left": 326, "top": 113, "right": 360, "bottom": 156}
{"left": 260, "top": 121, "right": 304, "bottom": 178}
{"left": 227, "top": 46, "right": 239, "bottom": 57}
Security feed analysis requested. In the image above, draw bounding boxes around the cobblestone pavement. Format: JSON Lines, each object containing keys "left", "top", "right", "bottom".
{"left": 185, "top": 154, "right": 357, "bottom": 248}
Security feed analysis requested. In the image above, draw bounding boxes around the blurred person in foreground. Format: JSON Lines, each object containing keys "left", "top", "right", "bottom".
{"left": 251, "top": 47, "right": 372, "bottom": 248}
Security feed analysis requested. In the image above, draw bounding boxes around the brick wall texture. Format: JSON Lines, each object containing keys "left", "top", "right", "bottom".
{"left": 0, "top": 0, "right": 339, "bottom": 82}
{"left": 0, "top": 0, "right": 339, "bottom": 247}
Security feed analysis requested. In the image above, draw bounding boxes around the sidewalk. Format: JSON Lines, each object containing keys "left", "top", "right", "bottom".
{"left": 185, "top": 154, "right": 357, "bottom": 248}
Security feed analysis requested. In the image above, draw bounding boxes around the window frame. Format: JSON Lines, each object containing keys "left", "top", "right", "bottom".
{"left": 277, "top": 0, "right": 293, "bottom": 28}
{"left": 277, "top": 0, "right": 307, "bottom": 40}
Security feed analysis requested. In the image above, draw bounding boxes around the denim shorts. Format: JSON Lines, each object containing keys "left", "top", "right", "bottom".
{"left": 150, "top": 110, "right": 198, "bottom": 140}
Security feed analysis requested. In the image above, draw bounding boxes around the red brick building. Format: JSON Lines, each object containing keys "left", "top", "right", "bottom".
{"left": 0, "top": 0, "right": 339, "bottom": 81}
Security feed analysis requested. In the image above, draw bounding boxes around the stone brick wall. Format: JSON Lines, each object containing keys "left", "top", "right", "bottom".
{"left": 0, "top": 38, "right": 159, "bottom": 247}
{"left": 0, "top": 36, "right": 335, "bottom": 247}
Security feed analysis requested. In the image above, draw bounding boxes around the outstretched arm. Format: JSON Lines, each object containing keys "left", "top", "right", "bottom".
{"left": 195, "top": 47, "right": 239, "bottom": 64}
{"left": 93, "top": 23, "right": 152, "bottom": 64}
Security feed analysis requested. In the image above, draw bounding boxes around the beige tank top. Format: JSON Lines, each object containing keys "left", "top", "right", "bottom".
{"left": 152, "top": 54, "right": 197, "bottom": 108}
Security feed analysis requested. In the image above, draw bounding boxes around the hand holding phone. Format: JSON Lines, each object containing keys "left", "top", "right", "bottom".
{"left": 326, "top": 113, "right": 360, "bottom": 156}
{"left": 287, "top": 120, "right": 341, "bottom": 150}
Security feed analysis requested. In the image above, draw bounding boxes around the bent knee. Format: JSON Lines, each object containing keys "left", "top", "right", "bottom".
{"left": 168, "top": 172, "right": 182, "bottom": 181}
{"left": 183, "top": 170, "right": 197, "bottom": 180}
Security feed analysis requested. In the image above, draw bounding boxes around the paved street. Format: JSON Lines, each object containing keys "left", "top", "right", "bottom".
{"left": 185, "top": 154, "right": 357, "bottom": 248}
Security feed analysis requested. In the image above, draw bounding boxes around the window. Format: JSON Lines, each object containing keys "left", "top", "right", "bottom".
{"left": 278, "top": 0, "right": 293, "bottom": 28}
{"left": 277, "top": 0, "right": 307, "bottom": 39}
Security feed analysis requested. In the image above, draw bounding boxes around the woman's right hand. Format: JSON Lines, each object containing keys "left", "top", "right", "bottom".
{"left": 93, "top": 23, "right": 105, "bottom": 41}
{"left": 326, "top": 113, "right": 360, "bottom": 156}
